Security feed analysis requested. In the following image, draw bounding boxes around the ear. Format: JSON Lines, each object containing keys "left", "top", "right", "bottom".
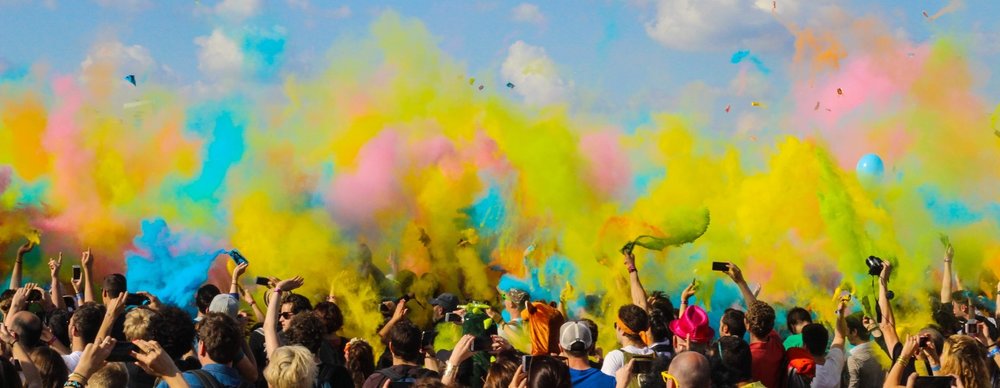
{"left": 388, "top": 342, "right": 395, "bottom": 356}
{"left": 198, "top": 341, "right": 207, "bottom": 357}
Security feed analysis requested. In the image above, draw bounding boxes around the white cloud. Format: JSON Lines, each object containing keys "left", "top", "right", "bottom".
{"left": 511, "top": 3, "right": 544, "bottom": 24}
{"left": 214, "top": 0, "right": 260, "bottom": 20}
{"left": 80, "top": 41, "right": 155, "bottom": 74}
{"left": 644, "top": 0, "right": 793, "bottom": 51}
{"left": 194, "top": 28, "right": 243, "bottom": 79}
{"left": 501, "top": 40, "right": 571, "bottom": 106}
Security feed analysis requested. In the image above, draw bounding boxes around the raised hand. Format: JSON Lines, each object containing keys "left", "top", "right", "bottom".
{"left": 106, "top": 292, "right": 128, "bottom": 319}
{"left": 81, "top": 248, "right": 93, "bottom": 268}
{"left": 48, "top": 253, "right": 62, "bottom": 278}
{"left": 132, "top": 339, "right": 181, "bottom": 378}
{"left": 390, "top": 299, "right": 409, "bottom": 323}
{"left": 16, "top": 240, "right": 35, "bottom": 258}
{"left": 682, "top": 279, "right": 698, "bottom": 302}
{"left": 73, "top": 337, "right": 117, "bottom": 380}
{"left": 725, "top": 262, "right": 745, "bottom": 284}
{"left": 136, "top": 291, "right": 161, "bottom": 310}
{"left": 232, "top": 261, "right": 248, "bottom": 279}
{"left": 879, "top": 260, "right": 892, "bottom": 282}
{"left": 275, "top": 276, "right": 304, "bottom": 292}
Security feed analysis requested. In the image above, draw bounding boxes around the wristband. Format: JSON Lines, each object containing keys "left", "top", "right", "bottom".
{"left": 931, "top": 364, "right": 942, "bottom": 372}
{"left": 274, "top": 287, "right": 283, "bottom": 294}
{"left": 68, "top": 372, "right": 88, "bottom": 383}
{"left": 63, "top": 382, "right": 84, "bottom": 388}
{"left": 988, "top": 347, "right": 1000, "bottom": 358}
{"left": 626, "top": 264, "right": 637, "bottom": 273}
{"left": 47, "top": 337, "right": 56, "bottom": 346}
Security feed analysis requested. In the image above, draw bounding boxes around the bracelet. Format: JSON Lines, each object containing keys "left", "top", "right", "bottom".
{"left": 444, "top": 362, "right": 458, "bottom": 375}
{"left": 988, "top": 347, "right": 1000, "bottom": 358}
{"left": 897, "top": 358, "right": 909, "bottom": 369}
{"left": 47, "top": 337, "right": 56, "bottom": 345}
{"left": 626, "top": 264, "right": 637, "bottom": 273}
{"left": 63, "top": 381, "right": 84, "bottom": 388}
{"left": 274, "top": 287, "right": 283, "bottom": 294}
{"left": 931, "top": 364, "right": 942, "bottom": 372}
{"left": 68, "top": 372, "right": 88, "bottom": 383}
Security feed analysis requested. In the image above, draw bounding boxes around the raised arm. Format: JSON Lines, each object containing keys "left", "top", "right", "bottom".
{"left": 940, "top": 245, "right": 953, "bottom": 304}
{"left": 229, "top": 262, "right": 248, "bottom": 295}
{"left": 95, "top": 292, "right": 127, "bottom": 342}
{"left": 678, "top": 279, "right": 698, "bottom": 316}
{"left": 48, "top": 253, "right": 65, "bottom": 309}
{"left": 377, "top": 299, "right": 409, "bottom": 340}
{"left": 884, "top": 336, "right": 918, "bottom": 388}
{"left": 724, "top": 262, "right": 757, "bottom": 307}
{"left": 239, "top": 287, "right": 265, "bottom": 323}
{"left": 877, "top": 261, "right": 899, "bottom": 353}
{"left": 81, "top": 249, "right": 95, "bottom": 304}
{"left": 623, "top": 251, "right": 649, "bottom": 311}
{"left": 10, "top": 240, "right": 34, "bottom": 290}
{"left": 266, "top": 276, "right": 303, "bottom": 358}
{"left": 832, "top": 299, "right": 848, "bottom": 350}
{"left": 4, "top": 285, "right": 31, "bottom": 328}
{"left": 1, "top": 325, "right": 43, "bottom": 388}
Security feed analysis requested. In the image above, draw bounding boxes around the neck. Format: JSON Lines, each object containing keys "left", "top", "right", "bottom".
{"left": 392, "top": 356, "right": 419, "bottom": 367}
{"left": 565, "top": 355, "right": 591, "bottom": 370}
{"left": 849, "top": 338, "right": 866, "bottom": 346}
{"left": 622, "top": 337, "right": 643, "bottom": 348}
{"left": 72, "top": 337, "right": 85, "bottom": 352}
{"left": 750, "top": 334, "right": 765, "bottom": 343}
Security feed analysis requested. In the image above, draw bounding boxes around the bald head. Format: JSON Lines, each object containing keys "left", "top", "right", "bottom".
{"left": 11, "top": 311, "right": 42, "bottom": 348}
{"left": 668, "top": 351, "right": 711, "bottom": 387}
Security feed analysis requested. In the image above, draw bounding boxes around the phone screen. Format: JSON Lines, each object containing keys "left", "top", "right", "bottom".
{"left": 106, "top": 342, "right": 139, "bottom": 362}
{"left": 470, "top": 336, "right": 491, "bottom": 352}
{"left": 230, "top": 250, "right": 249, "bottom": 266}
{"left": 712, "top": 262, "right": 728, "bottom": 272}
{"left": 72, "top": 265, "right": 82, "bottom": 280}
{"left": 255, "top": 277, "right": 270, "bottom": 286}
{"left": 914, "top": 376, "right": 955, "bottom": 388}
{"left": 125, "top": 293, "right": 150, "bottom": 306}
{"left": 444, "top": 313, "right": 463, "bottom": 323}
{"left": 632, "top": 359, "right": 652, "bottom": 374}
{"left": 521, "top": 355, "right": 533, "bottom": 371}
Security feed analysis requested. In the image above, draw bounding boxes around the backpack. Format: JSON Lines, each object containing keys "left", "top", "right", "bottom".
{"left": 190, "top": 370, "right": 222, "bottom": 388}
{"left": 621, "top": 351, "right": 655, "bottom": 388}
{"left": 376, "top": 365, "right": 426, "bottom": 386}
{"left": 786, "top": 367, "right": 813, "bottom": 388}
{"left": 785, "top": 347, "right": 816, "bottom": 388}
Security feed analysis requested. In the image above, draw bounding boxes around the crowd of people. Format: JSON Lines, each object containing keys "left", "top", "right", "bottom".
{"left": 0, "top": 237, "right": 998, "bottom": 388}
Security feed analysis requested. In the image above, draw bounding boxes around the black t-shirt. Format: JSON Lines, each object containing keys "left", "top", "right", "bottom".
{"left": 361, "top": 365, "right": 439, "bottom": 388}
{"left": 890, "top": 342, "right": 920, "bottom": 385}
{"left": 316, "top": 363, "right": 354, "bottom": 388}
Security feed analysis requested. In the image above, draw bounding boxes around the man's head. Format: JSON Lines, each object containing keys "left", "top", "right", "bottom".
{"left": 195, "top": 284, "right": 221, "bottom": 315}
{"left": 580, "top": 318, "right": 599, "bottom": 354}
{"left": 502, "top": 289, "right": 529, "bottom": 313}
{"left": 615, "top": 304, "right": 649, "bottom": 344}
{"left": 11, "top": 311, "right": 42, "bottom": 348}
{"left": 387, "top": 320, "right": 422, "bottom": 364}
{"left": 951, "top": 291, "right": 972, "bottom": 320}
{"left": 429, "top": 293, "right": 459, "bottom": 321}
{"left": 196, "top": 312, "right": 243, "bottom": 365}
{"left": 285, "top": 312, "right": 326, "bottom": 354}
{"left": 280, "top": 293, "right": 313, "bottom": 331}
{"left": 745, "top": 301, "right": 775, "bottom": 340}
{"left": 124, "top": 307, "right": 157, "bottom": 342}
{"left": 720, "top": 308, "right": 746, "bottom": 339}
{"left": 667, "top": 351, "right": 711, "bottom": 387}
{"left": 70, "top": 303, "right": 106, "bottom": 345}
{"left": 918, "top": 327, "right": 946, "bottom": 353}
{"left": 558, "top": 321, "right": 593, "bottom": 358}
{"left": 786, "top": 307, "right": 812, "bottom": 334}
{"left": 801, "top": 323, "right": 829, "bottom": 357}
{"left": 845, "top": 314, "right": 870, "bottom": 344}
{"left": 151, "top": 305, "right": 196, "bottom": 360}
{"left": 208, "top": 294, "right": 240, "bottom": 320}
{"left": 709, "top": 336, "right": 751, "bottom": 385}
{"left": 89, "top": 362, "right": 128, "bottom": 387}
{"left": 101, "top": 274, "right": 127, "bottom": 301}
{"left": 313, "top": 301, "right": 344, "bottom": 335}
{"left": 0, "top": 290, "right": 15, "bottom": 314}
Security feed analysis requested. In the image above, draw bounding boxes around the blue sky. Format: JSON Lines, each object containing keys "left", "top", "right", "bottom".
{"left": 1, "top": 0, "right": 999, "bottom": 114}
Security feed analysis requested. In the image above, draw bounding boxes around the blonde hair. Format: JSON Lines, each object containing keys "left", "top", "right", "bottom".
{"left": 939, "top": 335, "right": 990, "bottom": 388}
{"left": 264, "top": 345, "right": 318, "bottom": 388}
{"left": 123, "top": 308, "right": 157, "bottom": 341}
{"left": 89, "top": 362, "right": 129, "bottom": 388}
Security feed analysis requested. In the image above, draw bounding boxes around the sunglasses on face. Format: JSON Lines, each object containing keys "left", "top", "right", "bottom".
{"left": 280, "top": 312, "right": 294, "bottom": 320}
{"left": 661, "top": 371, "right": 679, "bottom": 387}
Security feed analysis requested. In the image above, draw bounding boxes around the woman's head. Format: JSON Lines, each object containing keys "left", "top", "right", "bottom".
{"left": 616, "top": 304, "right": 650, "bottom": 344}
{"left": 345, "top": 338, "right": 375, "bottom": 388}
{"left": 484, "top": 352, "right": 520, "bottom": 388}
{"left": 29, "top": 346, "right": 69, "bottom": 388}
{"left": 939, "top": 335, "right": 989, "bottom": 388}
{"left": 526, "top": 355, "right": 571, "bottom": 388}
{"left": 124, "top": 307, "right": 157, "bottom": 341}
{"left": 264, "top": 345, "right": 318, "bottom": 388}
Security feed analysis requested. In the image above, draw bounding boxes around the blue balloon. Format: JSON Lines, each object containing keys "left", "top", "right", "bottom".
{"left": 856, "top": 153, "right": 884, "bottom": 179}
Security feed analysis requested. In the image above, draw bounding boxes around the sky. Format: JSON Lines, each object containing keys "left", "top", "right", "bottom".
{"left": 3, "top": 0, "right": 999, "bottom": 115}
{"left": 2, "top": 0, "right": 1000, "bottom": 340}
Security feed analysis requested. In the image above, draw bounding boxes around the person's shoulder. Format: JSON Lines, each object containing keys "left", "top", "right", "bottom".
{"left": 362, "top": 372, "right": 388, "bottom": 388}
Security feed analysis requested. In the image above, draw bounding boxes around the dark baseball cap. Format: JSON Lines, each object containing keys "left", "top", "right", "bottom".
{"left": 429, "top": 293, "right": 459, "bottom": 312}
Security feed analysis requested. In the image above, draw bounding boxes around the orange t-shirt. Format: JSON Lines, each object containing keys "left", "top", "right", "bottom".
{"left": 521, "top": 302, "right": 565, "bottom": 355}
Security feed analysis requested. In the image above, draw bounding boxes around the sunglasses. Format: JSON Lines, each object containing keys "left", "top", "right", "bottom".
{"left": 661, "top": 371, "right": 679, "bottom": 387}
{"left": 279, "top": 312, "right": 295, "bottom": 320}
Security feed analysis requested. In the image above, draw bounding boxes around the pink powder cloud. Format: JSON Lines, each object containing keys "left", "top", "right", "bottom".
{"left": 579, "top": 131, "right": 631, "bottom": 199}
{"left": 327, "top": 130, "right": 403, "bottom": 225}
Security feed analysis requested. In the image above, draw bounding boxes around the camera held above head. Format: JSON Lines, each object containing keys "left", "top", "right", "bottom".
{"left": 865, "top": 256, "right": 884, "bottom": 277}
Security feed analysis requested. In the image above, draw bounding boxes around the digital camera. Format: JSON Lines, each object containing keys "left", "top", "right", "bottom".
{"left": 865, "top": 256, "right": 884, "bottom": 276}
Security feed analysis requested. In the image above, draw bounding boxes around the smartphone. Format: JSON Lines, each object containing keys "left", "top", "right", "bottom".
{"left": 918, "top": 336, "right": 930, "bottom": 348}
{"left": 26, "top": 289, "right": 42, "bottom": 302}
{"left": 125, "top": 293, "right": 150, "bottom": 306}
{"left": 444, "top": 313, "right": 463, "bottom": 323}
{"left": 106, "top": 342, "right": 139, "bottom": 362}
{"left": 521, "top": 355, "right": 533, "bottom": 371}
{"left": 255, "top": 277, "right": 270, "bottom": 286}
{"left": 913, "top": 376, "right": 955, "bottom": 388}
{"left": 420, "top": 331, "right": 436, "bottom": 348}
{"left": 72, "top": 265, "right": 82, "bottom": 281}
{"left": 632, "top": 359, "right": 652, "bottom": 374}
{"left": 965, "top": 321, "right": 978, "bottom": 335}
{"left": 63, "top": 296, "right": 76, "bottom": 310}
{"left": 712, "top": 262, "right": 729, "bottom": 272}
{"left": 11, "top": 359, "right": 20, "bottom": 372}
{"left": 470, "top": 336, "right": 491, "bottom": 352}
{"left": 230, "top": 250, "right": 249, "bottom": 266}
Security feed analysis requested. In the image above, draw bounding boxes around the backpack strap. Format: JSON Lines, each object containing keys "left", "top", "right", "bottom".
{"left": 377, "top": 366, "right": 417, "bottom": 382}
{"left": 190, "top": 369, "right": 223, "bottom": 388}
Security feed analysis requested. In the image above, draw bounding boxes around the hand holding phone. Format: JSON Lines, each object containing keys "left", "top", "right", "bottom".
{"left": 913, "top": 376, "right": 955, "bottom": 388}
{"left": 470, "top": 336, "right": 491, "bottom": 352}
{"left": 230, "top": 250, "right": 249, "bottom": 266}
{"left": 712, "top": 262, "right": 729, "bottom": 272}
{"left": 72, "top": 265, "right": 82, "bottom": 281}
{"left": 255, "top": 277, "right": 270, "bottom": 286}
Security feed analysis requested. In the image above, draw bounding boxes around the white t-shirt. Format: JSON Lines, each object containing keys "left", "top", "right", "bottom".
{"left": 812, "top": 347, "right": 846, "bottom": 388}
{"left": 62, "top": 350, "right": 83, "bottom": 372}
{"left": 600, "top": 345, "right": 653, "bottom": 376}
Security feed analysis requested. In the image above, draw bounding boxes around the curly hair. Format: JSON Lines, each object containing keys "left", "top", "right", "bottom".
{"left": 151, "top": 305, "right": 197, "bottom": 360}
{"left": 345, "top": 338, "right": 375, "bottom": 388}
{"left": 264, "top": 345, "right": 318, "bottom": 388}
{"left": 313, "top": 301, "right": 344, "bottom": 334}
{"left": 284, "top": 312, "right": 326, "bottom": 354}
{"left": 940, "top": 335, "right": 990, "bottom": 388}
{"left": 745, "top": 301, "right": 775, "bottom": 339}
{"left": 72, "top": 302, "right": 107, "bottom": 344}
{"left": 197, "top": 313, "right": 243, "bottom": 364}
